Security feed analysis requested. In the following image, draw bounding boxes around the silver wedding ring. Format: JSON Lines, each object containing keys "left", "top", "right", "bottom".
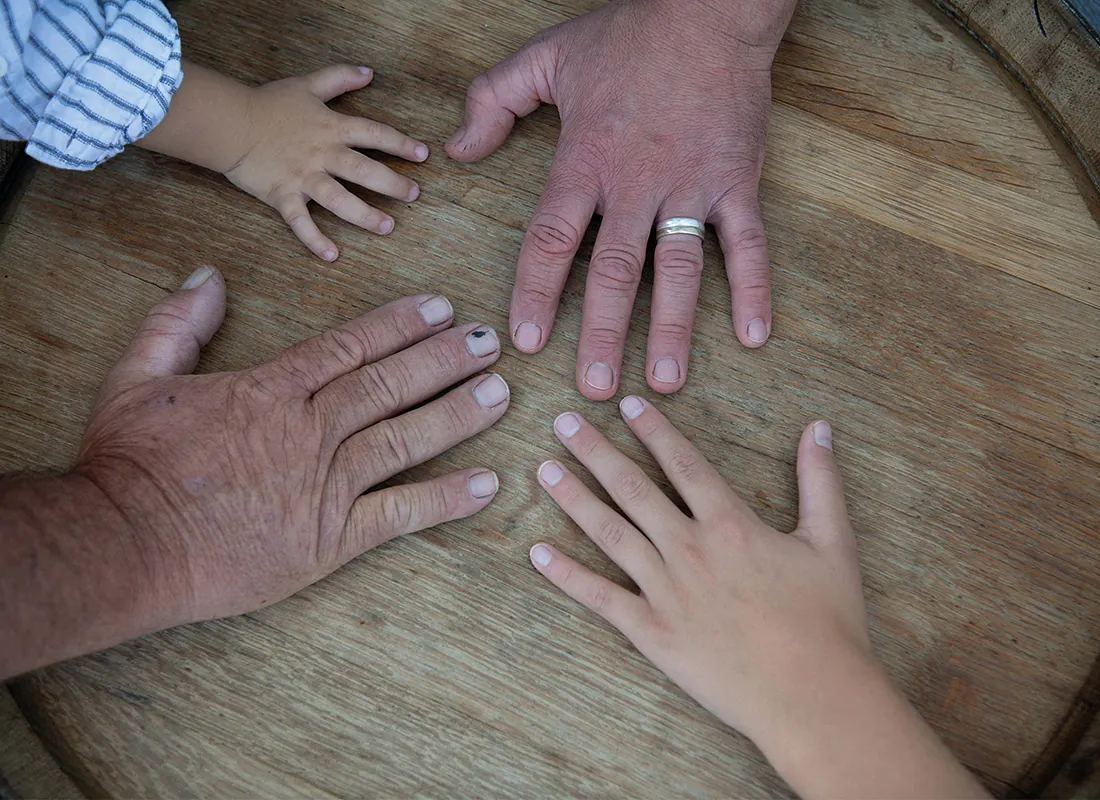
{"left": 655, "top": 217, "right": 706, "bottom": 241}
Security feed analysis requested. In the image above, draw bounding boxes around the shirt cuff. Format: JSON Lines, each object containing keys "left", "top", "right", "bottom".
{"left": 26, "top": 0, "right": 183, "bottom": 170}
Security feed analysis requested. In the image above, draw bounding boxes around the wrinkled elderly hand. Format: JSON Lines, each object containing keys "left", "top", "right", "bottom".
{"left": 447, "top": 0, "right": 796, "bottom": 399}
{"left": 77, "top": 267, "right": 510, "bottom": 626}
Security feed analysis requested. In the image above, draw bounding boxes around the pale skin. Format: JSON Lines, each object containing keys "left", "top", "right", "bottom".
{"left": 448, "top": 0, "right": 798, "bottom": 398}
{"left": 0, "top": 269, "right": 510, "bottom": 679}
{"left": 530, "top": 401, "right": 990, "bottom": 799}
{"left": 138, "top": 61, "right": 428, "bottom": 261}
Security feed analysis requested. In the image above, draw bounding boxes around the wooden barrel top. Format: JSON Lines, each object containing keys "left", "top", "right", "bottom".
{"left": 1, "top": 0, "right": 1098, "bottom": 795}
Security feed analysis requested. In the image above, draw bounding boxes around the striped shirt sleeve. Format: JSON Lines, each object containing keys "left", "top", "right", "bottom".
{"left": 0, "top": 0, "right": 183, "bottom": 170}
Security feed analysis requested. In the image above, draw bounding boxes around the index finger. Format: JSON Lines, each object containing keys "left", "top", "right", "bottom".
{"left": 509, "top": 146, "right": 599, "bottom": 355}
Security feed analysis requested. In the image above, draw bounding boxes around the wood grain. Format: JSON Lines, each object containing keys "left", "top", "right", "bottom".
{"left": 0, "top": 0, "right": 1098, "bottom": 796}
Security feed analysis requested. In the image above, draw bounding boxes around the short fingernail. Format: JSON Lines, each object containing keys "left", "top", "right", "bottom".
{"left": 514, "top": 321, "right": 542, "bottom": 352}
{"left": 466, "top": 326, "right": 500, "bottom": 357}
{"left": 379, "top": 218, "right": 394, "bottom": 234}
{"left": 468, "top": 470, "right": 499, "bottom": 499}
{"left": 554, "top": 412, "right": 580, "bottom": 439}
{"left": 620, "top": 395, "right": 645, "bottom": 420}
{"left": 322, "top": 249, "right": 338, "bottom": 262}
{"left": 748, "top": 318, "right": 768, "bottom": 344}
{"left": 530, "top": 543, "right": 552, "bottom": 567}
{"left": 181, "top": 266, "right": 214, "bottom": 290}
{"left": 418, "top": 295, "right": 453, "bottom": 326}
{"left": 583, "top": 362, "right": 613, "bottom": 391}
{"left": 358, "top": 66, "right": 373, "bottom": 76}
{"left": 652, "top": 358, "right": 680, "bottom": 384}
{"left": 813, "top": 420, "right": 833, "bottom": 450}
{"left": 538, "top": 460, "right": 564, "bottom": 487}
{"left": 407, "top": 184, "right": 420, "bottom": 202}
{"left": 473, "top": 373, "right": 509, "bottom": 408}
{"left": 414, "top": 144, "right": 429, "bottom": 161}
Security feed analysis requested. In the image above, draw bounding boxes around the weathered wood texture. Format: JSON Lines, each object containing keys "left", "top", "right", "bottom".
{"left": 0, "top": 0, "right": 1098, "bottom": 796}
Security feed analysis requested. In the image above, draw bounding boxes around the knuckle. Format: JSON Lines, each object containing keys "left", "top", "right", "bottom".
{"left": 583, "top": 323, "right": 623, "bottom": 351}
{"left": 590, "top": 245, "right": 643, "bottom": 292}
{"left": 427, "top": 335, "right": 466, "bottom": 375}
{"left": 372, "top": 420, "right": 417, "bottom": 471}
{"left": 586, "top": 581, "right": 612, "bottom": 612}
{"left": 427, "top": 482, "right": 459, "bottom": 521}
{"left": 734, "top": 225, "right": 769, "bottom": 256}
{"left": 614, "top": 470, "right": 650, "bottom": 504}
{"left": 320, "top": 327, "right": 368, "bottom": 371}
{"left": 515, "top": 273, "right": 559, "bottom": 307}
{"left": 666, "top": 446, "right": 704, "bottom": 481}
{"left": 658, "top": 245, "right": 704, "bottom": 279}
{"left": 596, "top": 518, "right": 628, "bottom": 550}
{"left": 319, "top": 187, "right": 343, "bottom": 208}
{"left": 525, "top": 213, "right": 583, "bottom": 259}
{"left": 358, "top": 362, "right": 408, "bottom": 410}
{"left": 379, "top": 489, "right": 415, "bottom": 532}
{"left": 651, "top": 320, "right": 691, "bottom": 342}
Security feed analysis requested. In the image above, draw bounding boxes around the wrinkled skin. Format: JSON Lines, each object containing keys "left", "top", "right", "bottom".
{"left": 447, "top": 0, "right": 796, "bottom": 399}
{"left": 76, "top": 269, "right": 509, "bottom": 626}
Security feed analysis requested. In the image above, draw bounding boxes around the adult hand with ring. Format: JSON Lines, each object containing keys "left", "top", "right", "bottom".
{"left": 446, "top": 0, "right": 797, "bottom": 399}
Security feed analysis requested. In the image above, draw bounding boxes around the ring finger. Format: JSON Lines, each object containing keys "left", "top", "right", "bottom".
{"left": 328, "top": 150, "right": 419, "bottom": 204}
{"left": 308, "top": 175, "right": 394, "bottom": 235}
{"left": 647, "top": 201, "right": 708, "bottom": 394}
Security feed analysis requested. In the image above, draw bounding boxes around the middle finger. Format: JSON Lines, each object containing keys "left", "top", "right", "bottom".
{"left": 576, "top": 194, "right": 659, "bottom": 400}
{"left": 552, "top": 411, "right": 687, "bottom": 550}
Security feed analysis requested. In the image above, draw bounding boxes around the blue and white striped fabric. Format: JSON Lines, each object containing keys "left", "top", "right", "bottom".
{"left": 0, "top": 0, "right": 182, "bottom": 170}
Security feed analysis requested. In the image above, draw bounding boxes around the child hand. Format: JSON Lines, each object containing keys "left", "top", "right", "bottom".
{"left": 225, "top": 65, "right": 428, "bottom": 261}
{"left": 530, "top": 399, "right": 985, "bottom": 797}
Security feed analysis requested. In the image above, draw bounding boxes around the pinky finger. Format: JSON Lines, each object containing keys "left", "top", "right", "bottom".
{"left": 338, "top": 468, "right": 500, "bottom": 565}
{"left": 529, "top": 543, "right": 650, "bottom": 637}
{"left": 277, "top": 196, "right": 338, "bottom": 261}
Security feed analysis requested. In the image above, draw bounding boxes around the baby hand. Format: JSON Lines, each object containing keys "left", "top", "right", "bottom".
{"left": 226, "top": 65, "right": 428, "bottom": 261}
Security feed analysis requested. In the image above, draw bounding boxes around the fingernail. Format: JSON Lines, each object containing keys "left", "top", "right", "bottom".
{"left": 620, "top": 395, "right": 645, "bottom": 420}
{"left": 379, "top": 219, "right": 394, "bottom": 235}
{"left": 418, "top": 295, "right": 453, "bottom": 326}
{"left": 652, "top": 358, "right": 680, "bottom": 384}
{"left": 358, "top": 66, "right": 373, "bottom": 77}
{"left": 538, "top": 460, "right": 564, "bottom": 487}
{"left": 530, "top": 543, "right": 552, "bottom": 567}
{"left": 322, "top": 249, "right": 338, "bottom": 262}
{"left": 181, "top": 266, "right": 213, "bottom": 290}
{"left": 813, "top": 420, "right": 833, "bottom": 450}
{"left": 473, "top": 373, "right": 509, "bottom": 408}
{"left": 748, "top": 318, "right": 768, "bottom": 344}
{"left": 466, "top": 326, "right": 500, "bottom": 357}
{"left": 554, "top": 412, "right": 580, "bottom": 439}
{"left": 414, "top": 144, "right": 429, "bottom": 161}
{"left": 583, "top": 362, "right": 613, "bottom": 391}
{"left": 468, "top": 470, "right": 499, "bottom": 498}
{"left": 407, "top": 184, "right": 420, "bottom": 202}
{"left": 514, "top": 321, "right": 542, "bottom": 352}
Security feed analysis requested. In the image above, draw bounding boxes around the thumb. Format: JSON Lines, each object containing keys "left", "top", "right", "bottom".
{"left": 307, "top": 64, "right": 373, "bottom": 102}
{"left": 794, "top": 420, "right": 854, "bottom": 548}
{"left": 445, "top": 41, "right": 553, "bottom": 163}
{"left": 104, "top": 266, "right": 227, "bottom": 393}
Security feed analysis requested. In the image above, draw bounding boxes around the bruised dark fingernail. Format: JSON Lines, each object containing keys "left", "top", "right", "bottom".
{"left": 181, "top": 266, "right": 213, "bottom": 290}
{"left": 468, "top": 470, "right": 499, "bottom": 499}
{"left": 748, "top": 318, "right": 768, "bottom": 344}
{"left": 473, "top": 373, "right": 509, "bottom": 408}
{"left": 418, "top": 296, "right": 453, "bottom": 326}
{"left": 583, "top": 362, "right": 613, "bottom": 391}
{"left": 466, "top": 326, "right": 499, "bottom": 357}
